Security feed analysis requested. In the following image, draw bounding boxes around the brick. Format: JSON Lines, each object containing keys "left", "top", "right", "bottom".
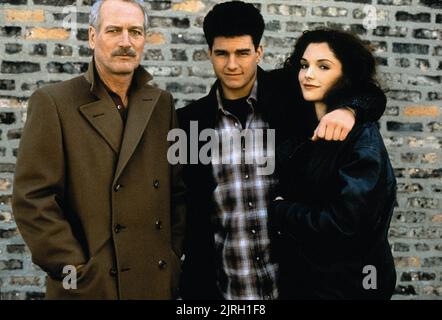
{"left": 172, "top": 0, "right": 205, "bottom": 13}
{"left": 76, "top": 29, "right": 88, "bottom": 41}
{"left": 422, "top": 257, "right": 442, "bottom": 267}
{"left": 415, "top": 59, "right": 430, "bottom": 70}
{"left": 378, "top": 0, "right": 412, "bottom": 5}
{"left": 393, "top": 43, "right": 429, "bottom": 55}
{"left": 5, "top": 43, "right": 22, "bottom": 54}
{"left": 395, "top": 58, "right": 410, "bottom": 68}
{"left": 401, "top": 271, "right": 435, "bottom": 281}
{"left": 409, "top": 168, "right": 442, "bottom": 179}
{"left": 395, "top": 285, "right": 417, "bottom": 295}
{"left": 385, "top": 106, "right": 399, "bottom": 116}
{"left": 395, "top": 256, "right": 420, "bottom": 268}
{"left": 312, "top": 7, "right": 348, "bottom": 17}
{"left": 373, "top": 26, "right": 407, "bottom": 37}
{"left": 0, "top": 291, "right": 25, "bottom": 300}
{"left": 396, "top": 11, "right": 431, "bottom": 23}
{"left": 54, "top": 44, "right": 73, "bottom": 56}
{"left": 427, "top": 92, "right": 442, "bottom": 100}
{"left": 408, "top": 137, "right": 442, "bottom": 148}
{"left": 171, "top": 33, "right": 205, "bottom": 45}
{"left": 5, "top": 9, "right": 44, "bottom": 23}
{"left": 7, "top": 128, "right": 21, "bottom": 140}
{"left": 432, "top": 185, "right": 442, "bottom": 193}
{"left": 47, "top": 62, "right": 88, "bottom": 74}
{"left": 146, "top": 32, "right": 166, "bottom": 45}
{"left": 427, "top": 122, "right": 442, "bottom": 132}
{"left": 263, "top": 36, "right": 297, "bottom": 48}
{"left": 188, "top": 66, "right": 215, "bottom": 78}
{"left": 431, "top": 215, "right": 442, "bottom": 223}
{"left": 144, "top": 49, "right": 164, "bottom": 61}
{"left": 26, "top": 292, "right": 45, "bottom": 300}
{"left": 149, "top": 17, "right": 190, "bottom": 29}
{"left": 413, "top": 29, "right": 442, "bottom": 40}
{"left": 0, "top": 259, "right": 23, "bottom": 270}
{"left": 149, "top": 0, "right": 172, "bottom": 11}
{"left": 2, "top": 61, "right": 40, "bottom": 74}
{"left": 0, "top": 80, "right": 15, "bottom": 91}
{"left": 407, "top": 197, "right": 439, "bottom": 209}
{"left": 6, "top": 244, "right": 26, "bottom": 254}
{"left": 433, "top": 46, "right": 442, "bottom": 56}
{"left": 22, "top": 80, "right": 61, "bottom": 92}
{"left": 387, "top": 121, "right": 423, "bottom": 132}
{"left": 26, "top": 27, "right": 69, "bottom": 40}
{"left": 0, "top": 177, "right": 11, "bottom": 191}
{"left": 421, "top": 153, "right": 438, "bottom": 164}
{"left": 419, "top": 0, "right": 442, "bottom": 8}
{"left": 79, "top": 46, "right": 93, "bottom": 57}
{"left": 415, "top": 243, "right": 430, "bottom": 251}
{"left": 0, "top": 26, "right": 21, "bottom": 37}
{"left": 33, "top": 0, "right": 75, "bottom": 5}
{"left": 0, "top": 0, "right": 27, "bottom": 4}
{"left": 30, "top": 44, "right": 47, "bottom": 57}
{"left": 368, "top": 41, "right": 388, "bottom": 54}
{"left": 400, "top": 152, "right": 418, "bottom": 163}
{"left": 193, "top": 49, "right": 209, "bottom": 62}
{"left": 267, "top": 4, "right": 306, "bottom": 16}
{"left": 393, "top": 167, "right": 405, "bottom": 177}
{"left": 265, "top": 20, "right": 281, "bottom": 32}
{"left": 393, "top": 211, "right": 426, "bottom": 223}
{"left": 171, "top": 49, "right": 187, "bottom": 61}
{"left": 335, "top": 0, "right": 371, "bottom": 3}
{"left": 404, "top": 106, "right": 440, "bottom": 117}
{"left": 0, "top": 112, "right": 16, "bottom": 124}
{"left": 437, "top": 14, "right": 442, "bottom": 23}
{"left": 387, "top": 90, "right": 421, "bottom": 102}
{"left": 397, "top": 182, "right": 423, "bottom": 193}
{"left": 0, "top": 210, "right": 12, "bottom": 223}
{"left": 10, "top": 276, "right": 41, "bottom": 286}
{"left": 166, "top": 83, "right": 206, "bottom": 94}
{"left": 144, "top": 66, "right": 182, "bottom": 77}
{"left": 393, "top": 242, "right": 410, "bottom": 252}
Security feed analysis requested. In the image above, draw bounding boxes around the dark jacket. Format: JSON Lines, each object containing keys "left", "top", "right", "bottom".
{"left": 177, "top": 67, "right": 387, "bottom": 300}
{"left": 269, "top": 121, "right": 397, "bottom": 300}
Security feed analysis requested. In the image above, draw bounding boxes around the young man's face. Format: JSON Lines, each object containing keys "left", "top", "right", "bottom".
{"left": 209, "top": 35, "right": 263, "bottom": 100}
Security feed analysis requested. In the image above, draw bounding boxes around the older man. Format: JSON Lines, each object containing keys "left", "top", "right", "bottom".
{"left": 12, "top": 0, "right": 185, "bottom": 299}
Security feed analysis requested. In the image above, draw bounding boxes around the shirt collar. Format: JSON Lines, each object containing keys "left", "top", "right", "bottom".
{"left": 216, "top": 79, "right": 258, "bottom": 114}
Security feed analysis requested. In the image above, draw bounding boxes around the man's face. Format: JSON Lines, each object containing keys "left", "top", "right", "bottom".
{"left": 89, "top": 0, "right": 146, "bottom": 76}
{"left": 209, "top": 35, "right": 263, "bottom": 99}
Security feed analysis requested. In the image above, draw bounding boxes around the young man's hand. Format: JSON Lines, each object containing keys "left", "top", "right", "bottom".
{"left": 311, "top": 107, "right": 356, "bottom": 141}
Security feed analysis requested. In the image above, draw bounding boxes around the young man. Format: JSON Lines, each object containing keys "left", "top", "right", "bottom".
{"left": 12, "top": 0, "right": 185, "bottom": 299}
{"left": 177, "top": 1, "right": 385, "bottom": 300}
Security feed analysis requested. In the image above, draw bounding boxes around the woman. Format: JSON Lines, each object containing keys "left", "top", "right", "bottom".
{"left": 269, "top": 29, "right": 397, "bottom": 299}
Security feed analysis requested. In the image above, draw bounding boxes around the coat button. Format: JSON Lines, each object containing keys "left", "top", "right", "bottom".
{"left": 153, "top": 180, "right": 160, "bottom": 189}
{"left": 155, "top": 220, "right": 162, "bottom": 230}
{"left": 158, "top": 260, "right": 167, "bottom": 269}
{"left": 114, "top": 224, "right": 124, "bottom": 233}
{"left": 109, "top": 267, "right": 117, "bottom": 277}
{"left": 114, "top": 184, "right": 122, "bottom": 192}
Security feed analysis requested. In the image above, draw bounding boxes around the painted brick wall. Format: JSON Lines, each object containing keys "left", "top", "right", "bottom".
{"left": 0, "top": 0, "right": 441, "bottom": 299}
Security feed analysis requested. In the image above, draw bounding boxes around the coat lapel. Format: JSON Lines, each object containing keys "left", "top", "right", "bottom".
{"left": 113, "top": 88, "right": 161, "bottom": 183}
{"left": 79, "top": 65, "right": 124, "bottom": 154}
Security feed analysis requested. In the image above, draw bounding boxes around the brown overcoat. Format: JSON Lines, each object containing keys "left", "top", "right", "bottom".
{"left": 12, "top": 61, "right": 186, "bottom": 299}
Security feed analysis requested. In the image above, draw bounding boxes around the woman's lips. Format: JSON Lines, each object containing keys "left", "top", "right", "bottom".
{"left": 302, "top": 84, "right": 319, "bottom": 89}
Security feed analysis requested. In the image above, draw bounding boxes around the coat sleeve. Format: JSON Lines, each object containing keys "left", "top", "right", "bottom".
{"left": 169, "top": 94, "right": 186, "bottom": 259}
{"left": 334, "top": 83, "right": 387, "bottom": 123}
{"left": 269, "top": 141, "right": 394, "bottom": 257}
{"left": 12, "top": 89, "right": 87, "bottom": 279}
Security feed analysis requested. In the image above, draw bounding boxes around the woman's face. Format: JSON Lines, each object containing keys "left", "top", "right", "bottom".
{"left": 298, "top": 42, "right": 343, "bottom": 103}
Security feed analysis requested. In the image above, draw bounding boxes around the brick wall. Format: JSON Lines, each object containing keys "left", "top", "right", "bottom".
{"left": 0, "top": 0, "right": 441, "bottom": 300}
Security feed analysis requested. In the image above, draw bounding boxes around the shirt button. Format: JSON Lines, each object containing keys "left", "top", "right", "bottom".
{"left": 153, "top": 180, "right": 160, "bottom": 189}
{"left": 114, "top": 184, "right": 122, "bottom": 192}
{"left": 158, "top": 260, "right": 167, "bottom": 269}
{"left": 255, "top": 256, "right": 261, "bottom": 261}
{"left": 265, "top": 295, "right": 271, "bottom": 300}
{"left": 117, "top": 105, "right": 122, "bottom": 110}
{"left": 234, "top": 122, "right": 239, "bottom": 127}
{"left": 248, "top": 202, "right": 253, "bottom": 208}
{"left": 155, "top": 220, "right": 162, "bottom": 230}
{"left": 245, "top": 174, "right": 249, "bottom": 179}
{"left": 251, "top": 229, "right": 256, "bottom": 235}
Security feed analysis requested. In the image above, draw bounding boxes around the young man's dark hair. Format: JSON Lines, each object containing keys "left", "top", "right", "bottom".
{"left": 203, "top": 0, "right": 265, "bottom": 49}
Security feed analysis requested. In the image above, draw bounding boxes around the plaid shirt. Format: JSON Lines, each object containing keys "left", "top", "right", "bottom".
{"left": 211, "top": 80, "right": 279, "bottom": 300}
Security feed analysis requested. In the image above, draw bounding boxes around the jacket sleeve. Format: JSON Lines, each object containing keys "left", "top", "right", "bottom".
{"left": 269, "top": 142, "right": 393, "bottom": 256}
{"left": 169, "top": 94, "right": 186, "bottom": 259}
{"left": 334, "top": 83, "right": 386, "bottom": 123}
{"left": 12, "top": 89, "right": 87, "bottom": 279}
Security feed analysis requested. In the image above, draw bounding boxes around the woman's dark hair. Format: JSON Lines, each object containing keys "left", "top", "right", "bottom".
{"left": 285, "top": 28, "right": 379, "bottom": 107}
{"left": 203, "top": 1, "right": 264, "bottom": 50}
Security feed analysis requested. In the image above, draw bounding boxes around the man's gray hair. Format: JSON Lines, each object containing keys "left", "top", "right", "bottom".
{"left": 89, "top": 0, "right": 149, "bottom": 33}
